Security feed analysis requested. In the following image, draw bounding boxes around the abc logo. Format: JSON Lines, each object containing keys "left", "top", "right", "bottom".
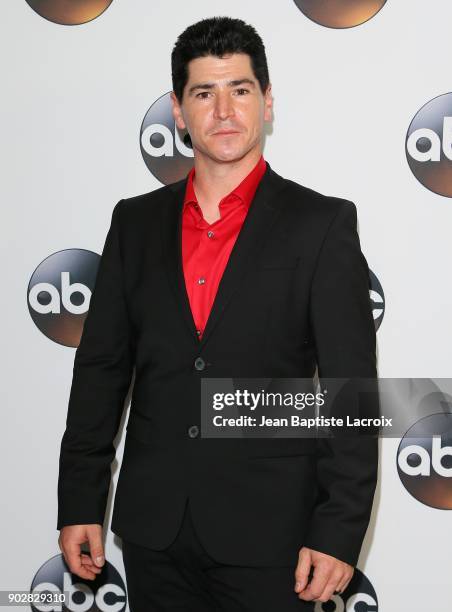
{"left": 30, "top": 553, "right": 126, "bottom": 612}
{"left": 293, "top": 0, "right": 387, "bottom": 29}
{"left": 405, "top": 92, "right": 452, "bottom": 197}
{"left": 27, "top": 249, "right": 100, "bottom": 348}
{"left": 314, "top": 567, "right": 378, "bottom": 611}
{"left": 25, "top": 0, "right": 114, "bottom": 25}
{"left": 368, "top": 269, "right": 384, "bottom": 331}
{"left": 140, "top": 92, "right": 194, "bottom": 185}
{"left": 397, "top": 412, "right": 452, "bottom": 509}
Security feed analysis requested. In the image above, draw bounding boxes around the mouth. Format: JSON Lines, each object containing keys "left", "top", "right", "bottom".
{"left": 212, "top": 130, "right": 240, "bottom": 136}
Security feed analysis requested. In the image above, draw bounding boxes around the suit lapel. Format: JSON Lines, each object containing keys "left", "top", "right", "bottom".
{"left": 162, "top": 177, "right": 195, "bottom": 344}
{"left": 163, "top": 162, "right": 288, "bottom": 348}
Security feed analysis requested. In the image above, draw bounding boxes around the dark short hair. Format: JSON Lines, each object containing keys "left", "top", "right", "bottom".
{"left": 171, "top": 16, "right": 270, "bottom": 102}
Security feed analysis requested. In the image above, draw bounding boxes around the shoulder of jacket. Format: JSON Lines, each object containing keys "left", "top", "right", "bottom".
{"left": 280, "top": 175, "right": 355, "bottom": 216}
{"left": 116, "top": 179, "right": 184, "bottom": 216}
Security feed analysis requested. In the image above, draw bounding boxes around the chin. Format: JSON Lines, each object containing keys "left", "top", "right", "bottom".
{"left": 211, "top": 146, "right": 249, "bottom": 163}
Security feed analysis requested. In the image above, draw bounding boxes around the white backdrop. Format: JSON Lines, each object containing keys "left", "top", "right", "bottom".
{"left": 2, "top": 1, "right": 452, "bottom": 610}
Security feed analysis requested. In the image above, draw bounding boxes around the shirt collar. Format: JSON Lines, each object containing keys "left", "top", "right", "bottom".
{"left": 183, "top": 155, "right": 267, "bottom": 212}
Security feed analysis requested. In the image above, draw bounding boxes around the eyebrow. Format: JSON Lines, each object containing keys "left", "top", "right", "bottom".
{"left": 187, "top": 78, "right": 256, "bottom": 96}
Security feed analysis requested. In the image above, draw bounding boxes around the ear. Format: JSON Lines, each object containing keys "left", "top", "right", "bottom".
{"left": 170, "top": 91, "right": 186, "bottom": 130}
{"left": 263, "top": 84, "right": 273, "bottom": 122}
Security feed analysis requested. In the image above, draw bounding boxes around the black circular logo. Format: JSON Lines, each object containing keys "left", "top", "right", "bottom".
{"left": 30, "top": 553, "right": 126, "bottom": 612}
{"left": 397, "top": 412, "right": 452, "bottom": 509}
{"left": 405, "top": 92, "right": 452, "bottom": 198}
{"left": 27, "top": 249, "right": 100, "bottom": 347}
{"left": 25, "top": 0, "right": 114, "bottom": 25}
{"left": 314, "top": 567, "right": 378, "bottom": 611}
{"left": 293, "top": 0, "right": 387, "bottom": 29}
{"left": 140, "top": 92, "right": 194, "bottom": 185}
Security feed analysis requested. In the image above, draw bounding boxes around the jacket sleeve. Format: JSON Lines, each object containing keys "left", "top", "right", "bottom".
{"left": 303, "top": 200, "right": 379, "bottom": 567}
{"left": 57, "top": 199, "right": 134, "bottom": 529}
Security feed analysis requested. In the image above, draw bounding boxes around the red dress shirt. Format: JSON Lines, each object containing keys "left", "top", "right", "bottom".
{"left": 182, "top": 156, "right": 267, "bottom": 340}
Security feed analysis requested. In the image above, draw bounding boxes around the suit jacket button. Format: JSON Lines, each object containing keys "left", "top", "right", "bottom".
{"left": 188, "top": 425, "right": 199, "bottom": 438}
{"left": 194, "top": 357, "right": 206, "bottom": 371}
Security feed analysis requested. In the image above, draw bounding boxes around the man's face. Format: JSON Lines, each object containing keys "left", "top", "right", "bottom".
{"left": 171, "top": 53, "right": 272, "bottom": 164}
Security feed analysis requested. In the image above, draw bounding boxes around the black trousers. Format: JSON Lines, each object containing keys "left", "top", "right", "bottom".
{"left": 121, "top": 498, "right": 315, "bottom": 612}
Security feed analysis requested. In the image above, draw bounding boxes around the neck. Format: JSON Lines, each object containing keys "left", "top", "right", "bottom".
{"left": 192, "top": 148, "right": 263, "bottom": 205}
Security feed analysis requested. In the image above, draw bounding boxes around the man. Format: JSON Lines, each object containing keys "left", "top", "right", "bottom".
{"left": 57, "top": 16, "right": 378, "bottom": 611}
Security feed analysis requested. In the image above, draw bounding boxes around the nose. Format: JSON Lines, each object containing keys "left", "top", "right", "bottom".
{"left": 213, "top": 90, "right": 234, "bottom": 121}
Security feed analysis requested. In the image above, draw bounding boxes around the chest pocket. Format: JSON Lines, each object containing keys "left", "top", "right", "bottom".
{"left": 243, "top": 437, "right": 317, "bottom": 457}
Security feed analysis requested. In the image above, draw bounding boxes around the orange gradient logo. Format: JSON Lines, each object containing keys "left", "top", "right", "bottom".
{"left": 25, "top": 0, "right": 113, "bottom": 25}
{"left": 397, "top": 413, "right": 452, "bottom": 510}
{"left": 140, "top": 92, "right": 194, "bottom": 185}
{"left": 293, "top": 0, "right": 387, "bottom": 28}
{"left": 27, "top": 249, "right": 100, "bottom": 347}
{"left": 405, "top": 93, "right": 452, "bottom": 198}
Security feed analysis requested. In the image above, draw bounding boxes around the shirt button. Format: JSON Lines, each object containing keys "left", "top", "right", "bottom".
{"left": 188, "top": 425, "right": 199, "bottom": 438}
{"left": 207, "top": 230, "right": 214, "bottom": 238}
{"left": 196, "top": 330, "right": 201, "bottom": 336}
{"left": 194, "top": 357, "right": 206, "bottom": 371}
{"left": 198, "top": 277, "right": 206, "bottom": 285}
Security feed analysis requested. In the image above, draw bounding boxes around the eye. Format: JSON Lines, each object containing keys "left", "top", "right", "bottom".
{"left": 196, "top": 91, "right": 211, "bottom": 99}
{"left": 235, "top": 88, "right": 249, "bottom": 95}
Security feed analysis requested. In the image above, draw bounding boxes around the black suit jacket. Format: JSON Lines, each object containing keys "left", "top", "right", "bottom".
{"left": 57, "top": 161, "right": 378, "bottom": 567}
